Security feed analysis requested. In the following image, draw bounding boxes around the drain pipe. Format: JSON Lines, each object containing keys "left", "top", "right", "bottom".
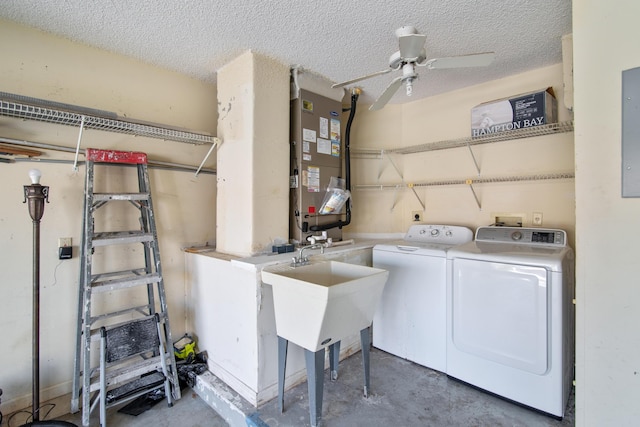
{"left": 309, "top": 88, "right": 360, "bottom": 232}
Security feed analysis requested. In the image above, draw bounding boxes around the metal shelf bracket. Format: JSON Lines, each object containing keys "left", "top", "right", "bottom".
{"left": 195, "top": 138, "right": 221, "bottom": 177}
{"left": 390, "top": 184, "right": 406, "bottom": 212}
{"left": 377, "top": 150, "right": 388, "bottom": 180}
{"left": 466, "top": 179, "right": 482, "bottom": 210}
{"left": 465, "top": 140, "right": 481, "bottom": 176}
{"left": 385, "top": 151, "right": 404, "bottom": 181}
{"left": 73, "top": 115, "right": 86, "bottom": 172}
{"left": 408, "top": 183, "right": 426, "bottom": 211}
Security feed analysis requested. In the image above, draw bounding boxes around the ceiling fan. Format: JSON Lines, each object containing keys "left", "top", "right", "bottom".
{"left": 332, "top": 26, "right": 496, "bottom": 111}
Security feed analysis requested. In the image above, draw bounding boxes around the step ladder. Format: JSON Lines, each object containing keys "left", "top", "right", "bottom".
{"left": 71, "top": 148, "right": 181, "bottom": 426}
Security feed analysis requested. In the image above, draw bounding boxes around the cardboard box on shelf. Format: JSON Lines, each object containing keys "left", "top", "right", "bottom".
{"left": 471, "top": 87, "right": 557, "bottom": 137}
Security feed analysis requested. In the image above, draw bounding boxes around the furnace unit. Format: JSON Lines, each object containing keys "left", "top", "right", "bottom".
{"left": 290, "top": 84, "right": 346, "bottom": 244}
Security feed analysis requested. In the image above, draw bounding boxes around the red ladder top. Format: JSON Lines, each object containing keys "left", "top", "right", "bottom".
{"left": 85, "top": 148, "right": 148, "bottom": 164}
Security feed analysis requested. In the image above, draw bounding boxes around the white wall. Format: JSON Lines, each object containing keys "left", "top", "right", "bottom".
{"left": 0, "top": 19, "right": 217, "bottom": 415}
{"left": 573, "top": 2, "right": 640, "bottom": 425}
{"left": 346, "top": 64, "right": 576, "bottom": 240}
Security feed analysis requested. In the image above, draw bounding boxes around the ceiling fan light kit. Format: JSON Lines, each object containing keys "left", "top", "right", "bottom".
{"left": 333, "top": 26, "right": 496, "bottom": 111}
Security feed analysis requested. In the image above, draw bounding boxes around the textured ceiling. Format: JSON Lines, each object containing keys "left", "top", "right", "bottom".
{"left": 0, "top": 0, "right": 572, "bottom": 105}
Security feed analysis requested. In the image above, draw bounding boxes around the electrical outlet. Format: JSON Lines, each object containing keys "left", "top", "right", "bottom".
{"left": 532, "top": 212, "right": 543, "bottom": 226}
{"left": 58, "top": 237, "right": 72, "bottom": 247}
{"left": 411, "top": 211, "right": 422, "bottom": 222}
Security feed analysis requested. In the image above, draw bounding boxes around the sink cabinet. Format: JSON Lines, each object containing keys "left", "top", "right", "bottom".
{"left": 185, "top": 244, "right": 375, "bottom": 406}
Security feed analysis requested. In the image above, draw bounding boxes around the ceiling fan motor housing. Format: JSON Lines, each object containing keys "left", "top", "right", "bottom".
{"left": 395, "top": 25, "right": 418, "bottom": 37}
{"left": 389, "top": 50, "right": 427, "bottom": 69}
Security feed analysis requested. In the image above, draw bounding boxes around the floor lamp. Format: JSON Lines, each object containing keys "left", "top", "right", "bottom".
{"left": 22, "top": 169, "right": 76, "bottom": 427}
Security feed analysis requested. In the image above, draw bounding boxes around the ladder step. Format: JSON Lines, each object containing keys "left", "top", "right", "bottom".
{"left": 85, "top": 148, "right": 148, "bottom": 165}
{"left": 91, "top": 268, "right": 147, "bottom": 281}
{"left": 89, "top": 314, "right": 160, "bottom": 341}
{"left": 93, "top": 193, "right": 150, "bottom": 202}
{"left": 89, "top": 304, "right": 154, "bottom": 326}
{"left": 105, "top": 371, "right": 165, "bottom": 405}
{"left": 89, "top": 354, "right": 169, "bottom": 393}
{"left": 92, "top": 231, "right": 155, "bottom": 246}
{"left": 92, "top": 272, "right": 161, "bottom": 293}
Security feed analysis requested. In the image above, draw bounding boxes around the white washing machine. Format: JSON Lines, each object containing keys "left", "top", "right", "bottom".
{"left": 446, "top": 226, "right": 574, "bottom": 418}
{"left": 372, "top": 224, "right": 473, "bottom": 373}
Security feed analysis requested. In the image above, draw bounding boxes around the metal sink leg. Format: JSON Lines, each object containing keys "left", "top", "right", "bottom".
{"left": 360, "top": 327, "right": 371, "bottom": 398}
{"left": 277, "top": 336, "right": 288, "bottom": 414}
{"left": 305, "top": 348, "right": 325, "bottom": 427}
{"left": 329, "top": 341, "right": 341, "bottom": 381}
{"left": 277, "top": 330, "right": 371, "bottom": 426}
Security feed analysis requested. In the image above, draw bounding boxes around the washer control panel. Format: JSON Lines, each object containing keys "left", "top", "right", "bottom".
{"left": 475, "top": 226, "right": 566, "bottom": 246}
{"left": 405, "top": 224, "right": 473, "bottom": 245}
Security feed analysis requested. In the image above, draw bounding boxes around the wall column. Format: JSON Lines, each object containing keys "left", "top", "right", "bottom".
{"left": 216, "top": 51, "right": 290, "bottom": 256}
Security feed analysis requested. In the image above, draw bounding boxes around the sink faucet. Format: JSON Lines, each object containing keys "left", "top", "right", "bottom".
{"left": 307, "top": 231, "right": 328, "bottom": 244}
{"left": 291, "top": 243, "right": 325, "bottom": 267}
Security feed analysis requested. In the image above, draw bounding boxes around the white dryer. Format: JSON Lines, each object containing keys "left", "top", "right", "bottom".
{"left": 372, "top": 224, "right": 473, "bottom": 373}
{"left": 446, "top": 226, "right": 574, "bottom": 418}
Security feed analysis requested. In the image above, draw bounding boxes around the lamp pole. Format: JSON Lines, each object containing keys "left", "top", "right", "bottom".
{"left": 23, "top": 169, "right": 48, "bottom": 423}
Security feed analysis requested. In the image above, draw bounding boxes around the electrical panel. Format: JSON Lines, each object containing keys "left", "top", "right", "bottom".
{"left": 622, "top": 66, "right": 640, "bottom": 197}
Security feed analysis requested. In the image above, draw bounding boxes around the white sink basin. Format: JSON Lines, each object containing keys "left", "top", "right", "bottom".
{"left": 262, "top": 261, "right": 389, "bottom": 351}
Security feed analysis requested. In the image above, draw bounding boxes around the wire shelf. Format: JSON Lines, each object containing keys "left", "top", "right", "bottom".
{"left": 353, "top": 120, "right": 574, "bottom": 156}
{"left": 355, "top": 172, "right": 575, "bottom": 190}
{"left": 0, "top": 99, "right": 215, "bottom": 145}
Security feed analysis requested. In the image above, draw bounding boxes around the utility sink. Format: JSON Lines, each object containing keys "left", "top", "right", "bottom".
{"left": 262, "top": 261, "right": 389, "bottom": 352}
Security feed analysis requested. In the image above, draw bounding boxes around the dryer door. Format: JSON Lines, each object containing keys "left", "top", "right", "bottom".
{"left": 451, "top": 258, "right": 549, "bottom": 375}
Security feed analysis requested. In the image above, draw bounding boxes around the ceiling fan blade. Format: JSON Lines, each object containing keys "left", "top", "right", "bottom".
{"left": 399, "top": 34, "right": 426, "bottom": 60}
{"left": 423, "top": 52, "right": 496, "bottom": 69}
{"left": 369, "top": 76, "right": 403, "bottom": 111}
{"left": 332, "top": 69, "right": 392, "bottom": 88}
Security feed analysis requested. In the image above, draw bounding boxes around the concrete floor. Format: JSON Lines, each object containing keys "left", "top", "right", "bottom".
{"left": 255, "top": 348, "right": 575, "bottom": 427}
{"left": 50, "top": 347, "right": 574, "bottom": 427}
{"left": 49, "top": 389, "right": 227, "bottom": 427}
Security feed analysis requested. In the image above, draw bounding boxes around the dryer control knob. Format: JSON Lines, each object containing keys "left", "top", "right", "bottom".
{"left": 430, "top": 229, "right": 440, "bottom": 237}
{"left": 445, "top": 230, "right": 453, "bottom": 237}
{"left": 511, "top": 231, "right": 523, "bottom": 241}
